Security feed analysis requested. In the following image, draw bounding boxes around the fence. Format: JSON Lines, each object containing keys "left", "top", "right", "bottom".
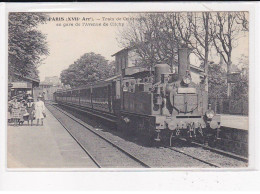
{"left": 209, "top": 98, "right": 248, "bottom": 115}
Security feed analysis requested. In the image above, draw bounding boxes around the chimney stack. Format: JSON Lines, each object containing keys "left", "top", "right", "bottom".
{"left": 178, "top": 48, "right": 189, "bottom": 79}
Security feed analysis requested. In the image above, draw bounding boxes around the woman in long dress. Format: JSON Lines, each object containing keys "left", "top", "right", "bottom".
{"left": 11, "top": 97, "right": 20, "bottom": 126}
{"left": 26, "top": 96, "right": 35, "bottom": 126}
{"left": 8, "top": 100, "right": 12, "bottom": 123}
{"left": 35, "top": 96, "right": 45, "bottom": 126}
{"left": 19, "top": 100, "right": 27, "bottom": 126}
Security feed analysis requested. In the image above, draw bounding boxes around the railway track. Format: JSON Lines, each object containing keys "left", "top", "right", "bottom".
{"left": 167, "top": 147, "right": 221, "bottom": 168}
{"left": 47, "top": 102, "right": 247, "bottom": 168}
{"left": 47, "top": 103, "right": 150, "bottom": 168}
{"left": 178, "top": 138, "right": 248, "bottom": 163}
{"left": 50, "top": 103, "right": 221, "bottom": 168}
{"left": 165, "top": 137, "right": 248, "bottom": 168}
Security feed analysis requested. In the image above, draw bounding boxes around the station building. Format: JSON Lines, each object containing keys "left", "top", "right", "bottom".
{"left": 33, "top": 76, "right": 62, "bottom": 101}
{"left": 8, "top": 73, "right": 40, "bottom": 100}
{"left": 43, "top": 76, "right": 61, "bottom": 86}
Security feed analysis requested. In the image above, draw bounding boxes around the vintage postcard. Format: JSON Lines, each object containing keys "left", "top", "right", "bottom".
{"left": 6, "top": 9, "right": 250, "bottom": 170}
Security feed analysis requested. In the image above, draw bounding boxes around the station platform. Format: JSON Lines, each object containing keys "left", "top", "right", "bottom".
{"left": 219, "top": 114, "right": 248, "bottom": 130}
{"left": 7, "top": 108, "right": 97, "bottom": 168}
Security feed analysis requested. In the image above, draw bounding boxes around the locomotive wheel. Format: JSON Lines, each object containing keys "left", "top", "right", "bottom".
{"left": 119, "top": 117, "right": 132, "bottom": 137}
{"left": 116, "top": 118, "right": 123, "bottom": 132}
{"left": 145, "top": 135, "right": 154, "bottom": 147}
{"left": 186, "top": 136, "right": 192, "bottom": 144}
{"left": 123, "top": 123, "right": 133, "bottom": 136}
{"left": 202, "top": 127, "right": 218, "bottom": 147}
{"left": 153, "top": 140, "right": 161, "bottom": 148}
{"left": 185, "top": 127, "right": 192, "bottom": 144}
{"left": 207, "top": 134, "right": 218, "bottom": 147}
{"left": 143, "top": 131, "right": 159, "bottom": 147}
{"left": 169, "top": 131, "right": 175, "bottom": 146}
{"left": 195, "top": 126, "right": 204, "bottom": 144}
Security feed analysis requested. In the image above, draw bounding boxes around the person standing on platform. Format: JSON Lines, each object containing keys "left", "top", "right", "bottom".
{"left": 11, "top": 97, "right": 20, "bottom": 126}
{"left": 35, "top": 95, "right": 46, "bottom": 126}
{"left": 8, "top": 99, "right": 13, "bottom": 124}
{"left": 26, "top": 96, "right": 35, "bottom": 126}
{"left": 19, "top": 100, "right": 27, "bottom": 126}
{"left": 42, "top": 92, "right": 46, "bottom": 103}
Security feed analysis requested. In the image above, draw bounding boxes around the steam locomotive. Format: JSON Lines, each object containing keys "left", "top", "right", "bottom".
{"left": 54, "top": 48, "right": 220, "bottom": 146}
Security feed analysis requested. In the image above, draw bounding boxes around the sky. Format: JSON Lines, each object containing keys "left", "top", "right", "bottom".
{"left": 37, "top": 12, "right": 131, "bottom": 81}
{"left": 37, "top": 12, "right": 248, "bottom": 81}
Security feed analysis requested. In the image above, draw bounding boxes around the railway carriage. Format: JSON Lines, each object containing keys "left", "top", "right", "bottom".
{"left": 54, "top": 47, "right": 220, "bottom": 146}
{"left": 79, "top": 87, "right": 92, "bottom": 108}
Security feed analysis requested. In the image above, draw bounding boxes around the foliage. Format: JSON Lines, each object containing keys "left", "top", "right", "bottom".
{"left": 208, "top": 62, "right": 228, "bottom": 99}
{"left": 60, "top": 52, "right": 115, "bottom": 87}
{"left": 8, "top": 13, "right": 49, "bottom": 80}
{"left": 119, "top": 12, "right": 248, "bottom": 70}
{"left": 118, "top": 13, "right": 180, "bottom": 68}
{"left": 208, "top": 55, "right": 248, "bottom": 101}
{"left": 231, "top": 74, "right": 248, "bottom": 100}
{"left": 119, "top": 12, "right": 248, "bottom": 97}
{"left": 210, "top": 12, "right": 246, "bottom": 73}
{"left": 235, "top": 12, "right": 249, "bottom": 31}
{"left": 231, "top": 55, "right": 249, "bottom": 100}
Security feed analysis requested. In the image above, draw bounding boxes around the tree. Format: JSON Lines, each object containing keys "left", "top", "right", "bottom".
{"left": 209, "top": 12, "right": 249, "bottom": 98}
{"left": 175, "top": 12, "right": 211, "bottom": 91}
{"left": 108, "top": 60, "right": 116, "bottom": 76}
{"left": 231, "top": 55, "right": 249, "bottom": 100}
{"left": 60, "top": 52, "right": 115, "bottom": 87}
{"left": 208, "top": 62, "right": 228, "bottom": 99}
{"left": 119, "top": 12, "right": 248, "bottom": 101}
{"left": 8, "top": 13, "right": 49, "bottom": 80}
{"left": 236, "top": 12, "right": 249, "bottom": 31}
{"left": 119, "top": 12, "right": 211, "bottom": 74}
{"left": 118, "top": 13, "right": 180, "bottom": 69}
{"left": 210, "top": 12, "right": 247, "bottom": 73}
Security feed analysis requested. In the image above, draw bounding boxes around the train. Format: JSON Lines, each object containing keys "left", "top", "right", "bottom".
{"left": 54, "top": 48, "right": 221, "bottom": 146}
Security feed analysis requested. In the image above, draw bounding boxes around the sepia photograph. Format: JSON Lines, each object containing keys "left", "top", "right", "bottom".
{"left": 7, "top": 11, "right": 249, "bottom": 169}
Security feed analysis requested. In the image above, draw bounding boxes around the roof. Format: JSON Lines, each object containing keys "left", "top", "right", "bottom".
{"left": 229, "top": 64, "right": 240, "bottom": 73}
{"left": 111, "top": 43, "right": 150, "bottom": 57}
{"left": 14, "top": 73, "right": 40, "bottom": 83}
{"left": 40, "top": 82, "right": 53, "bottom": 86}
{"left": 104, "top": 74, "right": 121, "bottom": 81}
{"left": 123, "top": 66, "right": 151, "bottom": 77}
{"left": 189, "top": 64, "right": 204, "bottom": 74}
{"left": 11, "top": 82, "right": 32, "bottom": 89}
{"left": 111, "top": 45, "right": 135, "bottom": 57}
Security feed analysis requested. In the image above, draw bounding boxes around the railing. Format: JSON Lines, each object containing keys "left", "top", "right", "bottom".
{"left": 209, "top": 98, "right": 248, "bottom": 116}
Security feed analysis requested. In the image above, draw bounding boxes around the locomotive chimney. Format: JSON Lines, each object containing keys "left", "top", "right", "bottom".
{"left": 178, "top": 47, "right": 189, "bottom": 79}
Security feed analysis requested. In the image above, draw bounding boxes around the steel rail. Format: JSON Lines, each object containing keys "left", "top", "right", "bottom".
{"left": 167, "top": 147, "right": 221, "bottom": 168}
{"left": 178, "top": 137, "right": 248, "bottom": 163}
{"left": 47, "top": 103, "right": 151, "bottom": 168}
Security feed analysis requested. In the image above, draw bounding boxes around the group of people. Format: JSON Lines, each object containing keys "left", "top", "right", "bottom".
{"left": 8, "top": 95, "right": 46, "bottom": 126}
